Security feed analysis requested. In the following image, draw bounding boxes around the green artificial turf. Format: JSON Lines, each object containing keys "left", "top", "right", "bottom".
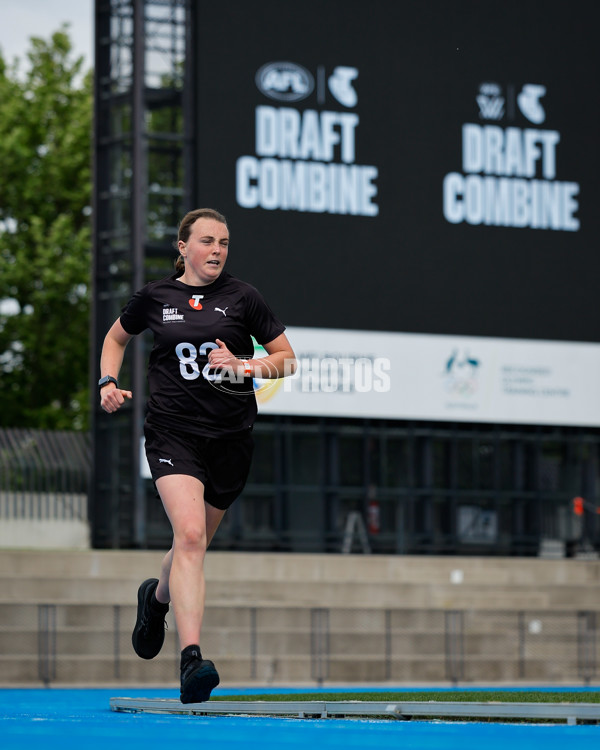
{"left": 214, "top": 690, "right": 600, "bottom": 704}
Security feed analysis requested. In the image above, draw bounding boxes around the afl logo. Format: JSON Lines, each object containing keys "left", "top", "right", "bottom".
{"left": 255, "top": 61, "right": 314, "bottom": 102}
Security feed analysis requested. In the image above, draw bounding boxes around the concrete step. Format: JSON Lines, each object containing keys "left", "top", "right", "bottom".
{"left": 2, "top": 603, "right": 588, "bottom": 663}
{"left": 2, "top": 651, "right": 585, "bottom": 686}
{"left": 2, "top": 626, "right": 583, "bottom": 663}
{"left": 1, "top": 548, "right": 598, "bottom": 686}
{"left": 37, "top": 655, "right": 596, "bottom": 684}
{"left": 3, "top": 575, "right": 598, "bottom": 611}
{"left": 207, "top": 580, "right": 590, "bottom": 610}
{"left": 1, "top": 549, "right": 599, "bottom": 613}
{"left": 2, "top": 550, "right": 600, "bottom": 588}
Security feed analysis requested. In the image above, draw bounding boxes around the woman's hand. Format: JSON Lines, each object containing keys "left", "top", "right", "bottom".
{"left": 207, "top": 338, "right": 243, "bottom": 373}
{"left": 100, "top": 385, "right": 133, "bottom": 413}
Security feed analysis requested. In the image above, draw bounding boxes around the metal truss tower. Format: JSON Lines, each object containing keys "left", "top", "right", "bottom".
{"left": 90, "top": 0, "right": 194, "bottom": 547}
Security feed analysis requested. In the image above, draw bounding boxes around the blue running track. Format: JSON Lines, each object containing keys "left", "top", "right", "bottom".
{"left": 1, "top": 687, "right": 599, "bottom": 750}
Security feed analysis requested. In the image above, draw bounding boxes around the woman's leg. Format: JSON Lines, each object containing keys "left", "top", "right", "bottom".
{"left": 154, "top": 474, "right": 226, "bottom": 648}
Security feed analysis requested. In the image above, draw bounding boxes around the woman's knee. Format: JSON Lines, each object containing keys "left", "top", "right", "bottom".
{"left": 174, "top": 525, "right": 207, "bottom": 553}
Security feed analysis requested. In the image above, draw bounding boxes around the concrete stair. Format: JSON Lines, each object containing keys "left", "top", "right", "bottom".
{"left": 2, "top": 549, "right": 599, "bottom": 603}
{"left": 1, "top": 549, "right": 599, "bottom": 686}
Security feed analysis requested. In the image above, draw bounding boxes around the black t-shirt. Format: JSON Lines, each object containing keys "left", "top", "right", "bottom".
{"left": 120, "top": 272, "right": 286, "bottom": 437}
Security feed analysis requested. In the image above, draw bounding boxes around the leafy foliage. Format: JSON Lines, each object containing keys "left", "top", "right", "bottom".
{"left": 0, "top": 27, "right": 92, "bottom": 429}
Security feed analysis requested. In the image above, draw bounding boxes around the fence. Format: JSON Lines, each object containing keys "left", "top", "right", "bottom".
{"left": 0, "top": 429, "right": 91, "bottom": 547}
{"left": 0, "top": 428, "right": 90, "bottom": 520}
{"left": 2, "top": 604, "right": 597, "bottom": 687}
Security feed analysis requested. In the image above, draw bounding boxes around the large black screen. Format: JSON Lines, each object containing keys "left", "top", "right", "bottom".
{"left": 193, "top": 0, "right": 599, "bottom": 342}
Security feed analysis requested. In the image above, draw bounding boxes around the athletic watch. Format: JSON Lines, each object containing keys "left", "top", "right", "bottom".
{"left": 98, "top": 375, "right": 118, "bottom": 390}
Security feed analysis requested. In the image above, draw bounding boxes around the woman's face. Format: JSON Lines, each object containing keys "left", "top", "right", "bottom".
{"left": 178, "top": 218, "right": 229, "bottom": 285}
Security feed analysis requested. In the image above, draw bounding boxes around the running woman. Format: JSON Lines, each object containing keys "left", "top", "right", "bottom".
{"left": 98, "top": 208, "right": 296, "bottom": 703}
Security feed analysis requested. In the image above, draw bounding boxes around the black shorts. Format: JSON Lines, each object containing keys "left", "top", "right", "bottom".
{"left": 143, "top": 423, "right": 254, "bottom": 510}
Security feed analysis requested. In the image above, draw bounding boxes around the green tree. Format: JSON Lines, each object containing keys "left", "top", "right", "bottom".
{"left": 0, "top": 27, "right": 92, "bottom": 430}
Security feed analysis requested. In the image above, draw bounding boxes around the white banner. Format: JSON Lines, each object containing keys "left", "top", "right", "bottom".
{"left": 256, "top": 326, "right": 600, "bottom": 427}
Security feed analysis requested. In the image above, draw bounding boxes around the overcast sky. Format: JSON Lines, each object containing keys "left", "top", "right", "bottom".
{"left": 0, "top": 0, "right": 93, "bottom": 71}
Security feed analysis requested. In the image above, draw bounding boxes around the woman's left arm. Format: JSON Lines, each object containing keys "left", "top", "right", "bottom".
{"left": 253, "top": 332, "right": 297, "bottom": 378}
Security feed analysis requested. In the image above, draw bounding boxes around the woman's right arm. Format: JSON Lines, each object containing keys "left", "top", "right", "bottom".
{"left": 99, "top": 319, "right": 134, "bottom": 413}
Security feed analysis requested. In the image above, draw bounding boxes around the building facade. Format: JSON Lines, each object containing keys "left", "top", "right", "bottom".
{"left": 90, "top": 0, "right": 600, "bottom": 555}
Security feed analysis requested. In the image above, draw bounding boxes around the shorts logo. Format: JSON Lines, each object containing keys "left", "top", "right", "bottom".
{"left": 189, "top": 294, "right": 204, "bottom": 310}
{"left": 158, "top": 458, "right": 174, "bottom": 466}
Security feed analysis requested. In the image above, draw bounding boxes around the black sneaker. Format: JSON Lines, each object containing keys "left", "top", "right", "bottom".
{"left": 131, "top": 578, "right": 169, "bottom": 660}
{"left": 180, "top": 650, "right": 220, "bottom": 704}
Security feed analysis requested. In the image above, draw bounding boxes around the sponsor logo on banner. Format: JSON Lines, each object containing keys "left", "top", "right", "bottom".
{"left": 236, "top": 62, "right": 379, "bottom": 217}
{"left": 255, "top": 62, "right": 314, "bottom": 102}
{"left": 476, "top": 83, "right": 504, "bottom": 121}
{"left": 517, "top": 85, "right": 547, "bottom": 124}
{"left": 443, "top": 82, "right": 580, "bottom": 231}
{"left": 443, "top": 349, "right": 480, "bottom": 397}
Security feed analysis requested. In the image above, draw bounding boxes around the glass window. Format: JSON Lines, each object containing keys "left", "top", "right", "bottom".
{"left": 478, "top": 440, "right": 495, "bottom": 490}
{"left": 287, "top": 432, "right": 322, "bottom": 485}
{"left": 432, "top": 440, "right": 450, "bottom": 489}
{"left": 240, "top": 494, "right": 275, "bottom": 534}
{"left": 539, "top": 441, "right": 564, "bottom": 491}
{"left": 337, "top": 436, "right": 364, "bottom": 487}
{"left": 249, "top": 432, "right": 275, "bottom": 484}
{"left": 499, "top": 440, "right": 519, "bottom": 491}
{"left": 457, "top": 439, "right": 474, "bottom": 490}
{"left": 382, "top": 437, "right": 410, "bottom": 488}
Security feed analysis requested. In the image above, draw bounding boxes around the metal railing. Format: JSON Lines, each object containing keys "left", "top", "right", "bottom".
{"left": 0, "top": 429, "right": 90, "bottom": 521}
{"left": 2, "top": 604, "right": 597, "bottom": 687}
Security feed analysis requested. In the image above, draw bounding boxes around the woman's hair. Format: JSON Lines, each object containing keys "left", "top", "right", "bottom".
{"left": 174, "top": 208, "right": 228, "bottom": 273}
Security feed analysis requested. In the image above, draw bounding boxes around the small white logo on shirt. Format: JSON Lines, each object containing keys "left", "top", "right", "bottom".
{"left": 215, "top": 306, "right": 228, "bottom": 316}
{"left": 158, "top": 458, "right": 174, "bottom": 466}
{"left": 163, "top": 307, "right": 184, "bottom": 323}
